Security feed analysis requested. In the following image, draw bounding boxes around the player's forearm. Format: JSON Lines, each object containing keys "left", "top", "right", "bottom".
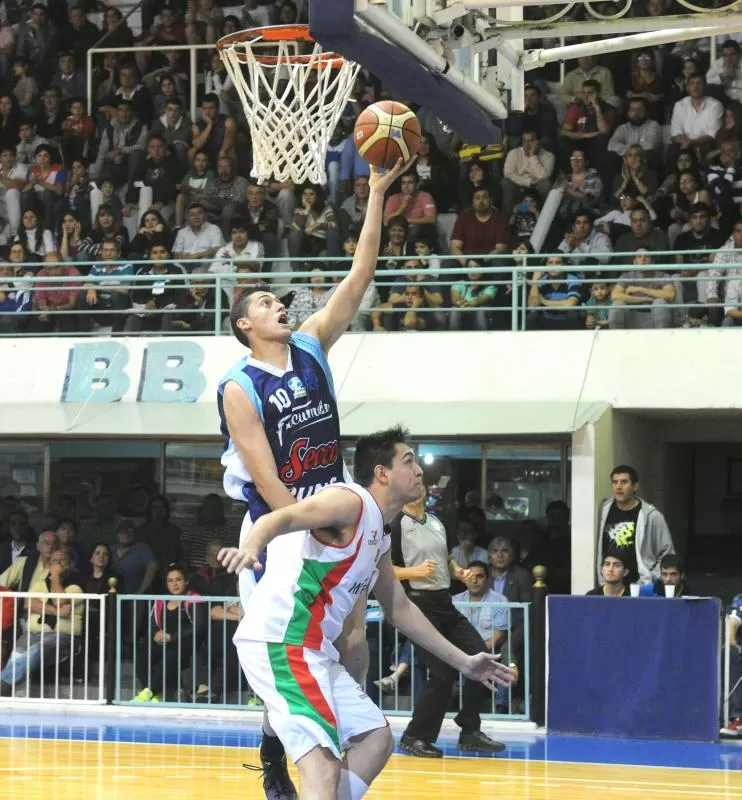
{"left": 385, "top": 592, "right": 468, "bottom": 672}
{"left": 252, "top": 469, "right": 298, "bottom": 512}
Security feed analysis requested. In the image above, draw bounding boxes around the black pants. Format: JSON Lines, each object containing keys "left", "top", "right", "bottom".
{"left": 403, "top": 590, "right": 487, "bottom": 743}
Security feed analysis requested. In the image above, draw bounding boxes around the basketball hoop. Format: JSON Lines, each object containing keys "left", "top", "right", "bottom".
{"left": 217, "top": 25, "right": 360, "bottom": 185}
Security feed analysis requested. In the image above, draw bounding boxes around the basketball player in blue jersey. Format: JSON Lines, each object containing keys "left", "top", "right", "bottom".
{"left": 216, "top": 156, "right": 411, "bottom": 800}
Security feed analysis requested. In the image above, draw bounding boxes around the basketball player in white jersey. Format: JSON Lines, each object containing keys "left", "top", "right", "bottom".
{"left": 220, "top": 427, "right": 514, "bottom": 800}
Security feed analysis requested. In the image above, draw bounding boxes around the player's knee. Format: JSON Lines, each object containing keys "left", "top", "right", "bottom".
{"left": 297, "top": 746, "right": 341, "bottom": 799}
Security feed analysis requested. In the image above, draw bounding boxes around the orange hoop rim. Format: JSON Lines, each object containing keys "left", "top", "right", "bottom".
{"left": 216, "top": 24, "right": 348, "bottom": 69}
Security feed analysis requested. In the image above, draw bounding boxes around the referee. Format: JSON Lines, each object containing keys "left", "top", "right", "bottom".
{"left": 390, "top": 488, "right": 506, "bottom": 758}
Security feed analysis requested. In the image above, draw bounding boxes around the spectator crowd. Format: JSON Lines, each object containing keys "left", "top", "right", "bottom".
{"left": 0, "top": 0, "right": 740, "bottom": 331}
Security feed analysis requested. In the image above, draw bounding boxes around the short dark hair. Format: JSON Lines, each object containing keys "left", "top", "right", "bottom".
{"left": 687, "top": 305, "right": 709, "bottom": 320}
{"left": 627, "top": 96, "right": 647, "bottom": 110}
{"left": 522, "top": 128, "right": 540, "bottom": 139}
{"left": 468, "top": 560, "right": 489, "bottom": 573}
{"left": 402, "top": 168, "right": 418, "bottom": 181}
{"left": 660, "top": 554, "right": 685, "bottom": 572}
{"left": 689, "top": 202, "right": 710, "bottom": 216}
{"left": 387, "top": 215, "right": 408, "bottom": 231}
{"left": 723, "top": 40, "right": 740, "bottom": 52}
{"left": 353, "top": 425, "right": 410, "bottom": 488}
{"left": 524, "top": 83, "right": 541, "bottom": 95}
{"left": 202, "top": 92, "right": 220, "bottom": 107}
{"left": 603, "top": 549, "right": 627, "bottom": 568}
{"left": 230, "top": 216, "right": 248, "bottom": 232}
{"left": 100, "top": 236, "right": 121, "bottom": 251}
{"left": 687, "top": 71, "right": 705, "bottom": 84}
{"left": 166, "top": 97, "right": 183, "bottom": 108}
{"left": 582, "top": 79, "right": 601, "bottom": 93}
{"left": 229, "top": 281, "right": 273, "bottom": 347}
{"left": 611, "top": 464, "right": 639, "bottom": 484}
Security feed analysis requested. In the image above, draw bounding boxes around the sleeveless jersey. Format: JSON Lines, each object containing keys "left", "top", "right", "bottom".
{"left": 235, "top": 483, "right": 389, "bottom": 660}
{"left": 218, "top": 333, "right": 347, "bottom": 525}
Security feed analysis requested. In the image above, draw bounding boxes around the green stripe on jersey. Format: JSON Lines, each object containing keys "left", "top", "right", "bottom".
{"left": 283, "top": 558, "right": 337, "bottom": 645}
{"left": 266, "top": 642, "right": 340, "bottom": 749}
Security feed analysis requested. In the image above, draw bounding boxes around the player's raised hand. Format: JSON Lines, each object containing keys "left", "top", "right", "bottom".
{"left": 369, "top": 155, "right": 417, "bottom": 194}
{"left": 218, "top": 544, "right": 264, "bottom": 575}
{"left": 462, "top": 652, "right": 517, "bottom": 691}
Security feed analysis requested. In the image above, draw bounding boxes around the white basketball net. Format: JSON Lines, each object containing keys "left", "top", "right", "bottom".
{"left": 219, "top": 37, "right": 360, "bottom": 185}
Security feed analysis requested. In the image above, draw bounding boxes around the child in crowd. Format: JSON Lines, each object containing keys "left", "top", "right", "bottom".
{"left": 585, "top": 280, "right": 612, "bottom": 329}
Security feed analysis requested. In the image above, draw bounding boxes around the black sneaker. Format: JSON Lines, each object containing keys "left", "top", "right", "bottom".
{"left": 399, "top": 734, "right": 444, "bottom": 758}
{"left": 457, "top": 730, "right": 506, "bottom": 753}
{"left": 243, "top": 755, "right": 298, "bottom": 800}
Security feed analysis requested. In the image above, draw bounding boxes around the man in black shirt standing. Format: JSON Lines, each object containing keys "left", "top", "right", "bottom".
{"left": 596, "top": 465, "right": 674, "bottom": 586}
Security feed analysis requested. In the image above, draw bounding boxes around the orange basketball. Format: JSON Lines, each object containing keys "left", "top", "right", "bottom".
{"left": 353, "top": 100, "right": 422, "bottom": 169}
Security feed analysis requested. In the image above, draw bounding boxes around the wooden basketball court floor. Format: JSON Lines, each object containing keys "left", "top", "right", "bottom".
{"left": 2, "top": 711, "right": 742, "bottom": 800}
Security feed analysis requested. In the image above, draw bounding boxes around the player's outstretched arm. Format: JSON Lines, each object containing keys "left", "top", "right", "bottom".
{"left": 373, "top": 552, "right": 515, "bottom": 691}
{"left": 219, "top": 486, "right": 363, "bottom": 574}
{"left": 299, "top": 156, "right": 415, "bottom": 354}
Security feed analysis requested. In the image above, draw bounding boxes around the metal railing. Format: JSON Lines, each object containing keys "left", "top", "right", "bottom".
{"left": 0, "top": 591, "right": 107, "bottom": 703}
{"left": 3, "top": 249, "right": 742, "bottom": 336}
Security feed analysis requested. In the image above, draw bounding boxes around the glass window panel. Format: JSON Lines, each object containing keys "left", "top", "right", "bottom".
{"left": 49, "top": 440, "right": 160, "bottom": 544}
{"left": 0, "top": 445, "right": 46, "bottom": 520}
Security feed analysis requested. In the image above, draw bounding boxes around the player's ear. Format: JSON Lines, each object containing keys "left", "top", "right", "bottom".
{"left": 373, "top": 463, "right": 389, "bottom": 486}
{"left": 236, "top": 316, "right": 252, "bottom": 334}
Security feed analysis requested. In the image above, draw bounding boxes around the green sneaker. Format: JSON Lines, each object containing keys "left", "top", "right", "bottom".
{"left": 134, "top": 687, "right": 154, "bottom": 702}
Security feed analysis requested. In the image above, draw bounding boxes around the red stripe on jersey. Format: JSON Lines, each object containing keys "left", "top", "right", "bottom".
{"left": 285, "top": 644, "right": 338, "bottom": 730}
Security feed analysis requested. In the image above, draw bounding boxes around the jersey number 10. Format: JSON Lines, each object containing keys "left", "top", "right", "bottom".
{"left": 268, "top": 389, "right": 291, "bottom": 411}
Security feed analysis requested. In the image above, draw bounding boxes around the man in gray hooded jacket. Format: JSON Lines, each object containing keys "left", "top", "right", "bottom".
{"left": 596, "top": 464, "right": 674, "bottom": 585}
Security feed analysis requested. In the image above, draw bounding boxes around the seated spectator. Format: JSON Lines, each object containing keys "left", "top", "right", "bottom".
{"left": 609, "top": 249, "right": 675, "bottom": 329}
{"left": 0, "top": 147, "right": 26, "bottom": 236}
{"left": 55, "top": 6, "right": 100, "bottom": 72}
{"left": 78, "top": 204, "right": 129, "bottom": 265}
{"left": 0, "top": 509, "right": 32, "bottom": 573}
{"left": 110, "top": 518, "right": 158, "bottom": 595}
{"left": 287, "top": 266, "right": 329, "bottom": 329}
{"left": 0, "top": 546, "right": 82, "bottom": 696}
{"left": 586, "top": 551, "right": 628, "bottom": 596}
{"left": 669, "top": 72, "right": 723, "bottom": 167}
{"left": 557, "top": 211, "right": 613, "bottom": 267}
{"left": 449, "top": 261, "right": 497, "bottom": 331}
{"left": 60, "top": 99, "right": 94, "bottom": 165}
{"left": 558, "top": 80, "right": 615, "bottom": 182}
{"left": 150, "top": 97, "right": 192, "bottom": 169}
{"left": 245, "top": 181, "right": 279, "bottom": 260}
{"left": 126, "top": 134, "right": 182, "bottom": 224}
{"left": 374, "top": 280, "right": 431, "bottom": 332}
{"left": 380, "top": 214, "right": 411, "bottom": 281}
{"left": 35, "top": 87, "right": 64, "bottom": 149}
{"left": 11, "top": 57, "right": 37, "bottom": 118}
{"left": 673, "top": 203, "right": 726, "bottom": 325}
{"left": 450, "top": 519, "right": 488, "bottom": 569}
{"left": 50, "top": 52, "right": 85, "bottom": 100}
{"left": 175, "top": 149, "right": 216, "bottom": 227}
{"left": 16, "top": 120, "right": 47, "bottom": 167}
{"left": 114, "top": 64, "right": 153, "bottom": 127}
{"left": 609, "top": 100, "right": 662, "bottom": 180}
{"left": 23, "top": 144, "right": 65, "bottom": 231}
{"left": 655, "top": 148, "right": 701, "bottom": 206}
{"left": 382, "top": 169, "right": 437, "bottom": 235}
{"left": 172, "top": 202, "right": 223, "bottom": 266}
{"left": 561, "top": 55, "right": 618, "bottom": 111}
{"left": 706, "top": 140, "right": 742, "bottom": 229}
{"left": 189, "top": 93, "right": 237, "bottom": 170}
{"left": 458, "top": 158, "right": 497, "bottom": 211}
{"left": 556, "top": 149, "right": 604, "bottom": 224}
{"left": 338, "top": 174, "right": 369, "bottom": 242}
{"left": 55, "top": 519, "right": 85, "bottom": 570}
{"left": 0, "top": 93, "right": 20, "bottom": 153}
{"left": 595, "top": 192, "right": 656, "bottom": 244}
{"left": 63, "top": 161, "right": 90, "bottom": 224}
{"left": 615, "top": 206, "right": 669, "bottom": 255}
{"left": 0, "top": 257, "right": 30, "bottom": 331}
{"left": 167, "top": 267, "right": 221, "bottom": 333}
{"left": 487, "top": 536, "right": 531, "bottom": 659}
{"left": 195, "top": 156, "right": 250, "bottom": 238}
{"left": 135, "top": 564, "right": 209, "bottom": 703}
{"left": 508, "top": 191, "right": 541, "bottom": 244}
{"left": 501, "top": 129, "right": 555, "bottom": 216}
{"left": 288, "top": 183, "right": 338, "bottom": 260}
{"left": 100, "top": 6, "right": 135, "bottom": 50}
{"left": 81, "top": 542, "right": 118, "bottom": 594}
{"left": 722, "top": 231, "right": 742, "bottom": 327}
{"left": 204, "top": 51, "right": 234, "bottom": 117}
{"left": 78, "top": 237, "right": 133, "bottom": 332}
{"left": 150, "top": 74, "right": 182, "bottom": 120}
{"left": 92, "top": 99, "right": 148, "bottom": 193}
{"left": 0, "top": 529, "right": 58, "bottom": 591}
{"left": 668, "top": 171, "right": 715, "bottom": 245}
{"left": 706, "top": 39, "right": 742, "bottom": 103}
{"left": 713, "top": 103, "right": 742, "bottom": 156}
{"left": 136, "top": 495, "right": 182, "bottom": 578}
{"left": 129, "top": 208, "right": 174, "bottom": 259}
{"left": 125, "top": 238, "right": 185, "bottom": 333}
{"left": 527, "top": 255, "right": 582, "bottom": 330}
{"left": 505, "top": 83, "right": 558, "bottom": 152}
{"left": 611, "top": 145, "right": 657, "bottom": 203}
{"left": 585, "top": 280, "right": 612, "bottom": 330}
{"left": 625, "top": 54, "right": 665, "bottom": 123}
{"left": 33, "top": 250, "right": 80, "bottom": 333}
{"left": 413, "top": 132, "right": 454, "bottom": 212}
{"left": 638, "top": 554, "right": 692, "bottom": 597}
{"left": 209, "top": 216, "right": 264, "bottom": 300}
{"left": 451, "top": 187, "right": 508, "bottom": 272}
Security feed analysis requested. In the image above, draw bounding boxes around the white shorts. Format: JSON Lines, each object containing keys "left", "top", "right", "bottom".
{"left": 235, "top": 639, "right": 387, "bottom": 762}
{"left": 237, "top": 510, "right": 258, "bottom": 609}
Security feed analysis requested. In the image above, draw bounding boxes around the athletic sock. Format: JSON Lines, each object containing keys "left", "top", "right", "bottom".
{"left": 260, "top": 731, "right": 285, "bottom": 761}
{"left": 338, "top": 768, "right": 369, "bottom": 800}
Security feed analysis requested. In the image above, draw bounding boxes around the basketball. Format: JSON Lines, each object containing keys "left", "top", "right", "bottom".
{"left": 353, "top": 101, "right": 422, "bottom": 169}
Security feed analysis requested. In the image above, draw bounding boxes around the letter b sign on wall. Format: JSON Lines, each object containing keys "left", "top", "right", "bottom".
{"left": 61, "top": 342, "right": 207, "bottom": 403}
